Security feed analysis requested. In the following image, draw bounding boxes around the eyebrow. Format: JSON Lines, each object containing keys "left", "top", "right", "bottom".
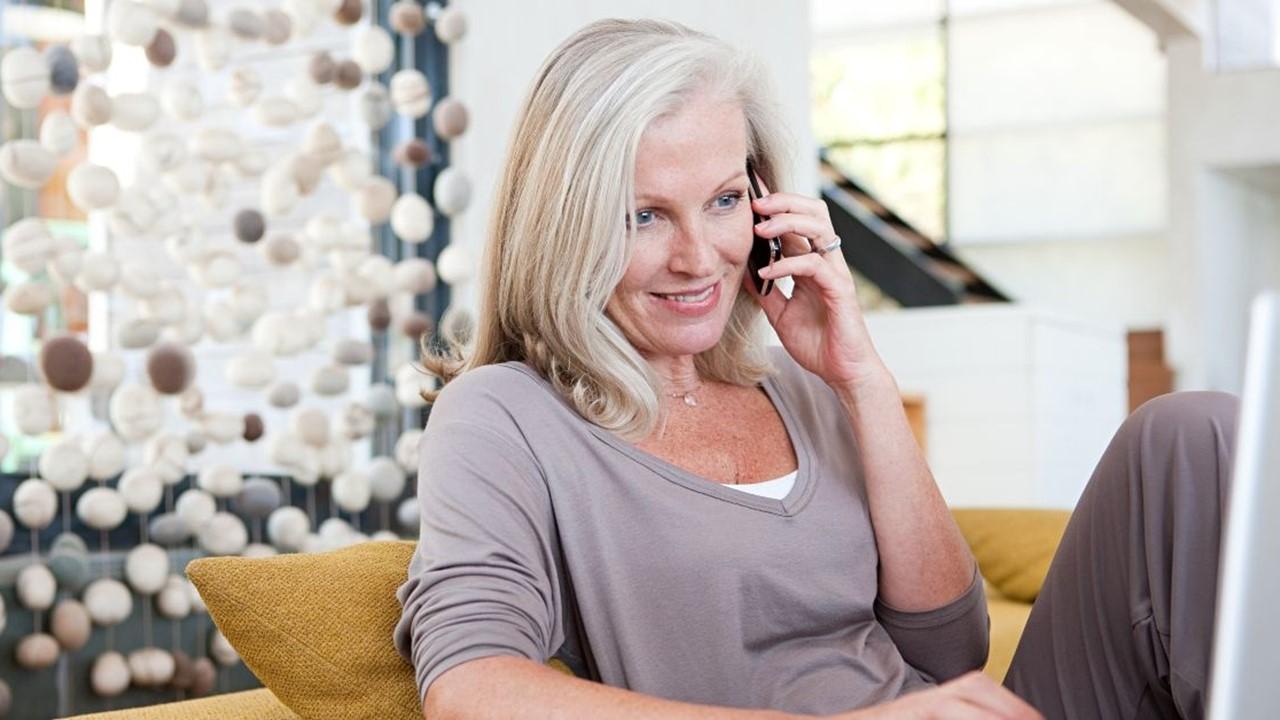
{"left": 635, "top": 169, "right": 747, "bottom": 204}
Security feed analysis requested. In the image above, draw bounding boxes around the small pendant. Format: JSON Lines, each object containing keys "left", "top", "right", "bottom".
{"left": 682, "top": 393, "right": 698, "bottom": 407}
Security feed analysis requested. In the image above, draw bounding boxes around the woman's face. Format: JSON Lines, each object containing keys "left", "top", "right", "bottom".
{"left": 606, "top": 93, "right": 753, "bottom": 360}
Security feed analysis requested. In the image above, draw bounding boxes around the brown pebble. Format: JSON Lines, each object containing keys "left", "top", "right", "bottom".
{"left": 367, "top": 299, "right": 391, "bottom": 332}
{"left": 170, "top": 651, "right": 194, "bottom": 690}
{"left": 308, "top": 52, "right": 335, "bottom": 85}
{"left": 190, "top": 657, "right": 216, "bottom": 696}
{"left": 146, "top": 343, "right": 195, "bottom": 395}
{"left": 400, "top": 311, "right": 431, "bottom": 339}
{"left": 334, "top": 0, "right": 363, "bottom": 25}
{"left": 393, "top": 138, "right": 430, "bottom": 167}
{"left": 40, "top": 334, "right": 93, "bottom": 392}
{"left": 333, "top": 60, "right": 362, "bottom": 90}
{"left": 262, "top": 9, "right": 292, "bottom": 45}
{"left": 389, "top": 1, "right": 426, "bottom": 35}
{"left": 432, "top": 97, "right": 469, "bottom": 139}
{"left": 145, "top": 28, "right": 176, "bottom": 68}
{"left": 243, "top": 413, "right": 264, "bottom": 442}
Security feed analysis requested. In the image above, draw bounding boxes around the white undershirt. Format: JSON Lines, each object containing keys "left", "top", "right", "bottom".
{"left": 721, "top": 470, "right": 797, "bottom": 500}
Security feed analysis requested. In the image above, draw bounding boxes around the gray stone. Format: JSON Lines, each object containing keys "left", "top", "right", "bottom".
{"left": 234, "top": 477, "right": 283, "bottom": 519}
{"left": 46, "top": 46, "right": 79, "bottom": 95}
{"left": 149, "top": 513, "right": 192, "bottom": 546}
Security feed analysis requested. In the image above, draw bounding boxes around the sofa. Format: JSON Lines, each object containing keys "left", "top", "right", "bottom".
{"left": 61, "top": 508, "right": 1070, "bottom": 720}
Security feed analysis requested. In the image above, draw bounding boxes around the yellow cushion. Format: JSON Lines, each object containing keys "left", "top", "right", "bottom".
{"left": 59, "top": 688, "right": 298, "bottom": 720}
{"left": 185, "top": 540, "right": 574, "bottom": 720}
{"left": 984, "top": 591, "right": 1034, "bottom": 683}
{"left": 951, "top": 509, "right": 1071, "bottom": 603}
{"left": 186, "top": 541, "right": 422, "bottom": 720}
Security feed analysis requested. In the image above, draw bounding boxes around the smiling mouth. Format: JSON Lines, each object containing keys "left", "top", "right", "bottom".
{"left": 651, "top": 283, "right": 716, "bottom": 303}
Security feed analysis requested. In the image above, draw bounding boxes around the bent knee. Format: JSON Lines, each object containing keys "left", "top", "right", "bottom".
{"left": 1129, "top": 391, "right": 1240, "bottom": 435}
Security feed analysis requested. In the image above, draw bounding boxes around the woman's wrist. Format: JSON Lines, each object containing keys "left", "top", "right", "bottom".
{"left": 829, "top": 361, "right": 898, "bottom": 410}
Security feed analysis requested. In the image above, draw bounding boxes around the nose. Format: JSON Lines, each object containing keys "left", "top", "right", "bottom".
{"left": 668, "top": 220, "right": 718, "bottom": 278}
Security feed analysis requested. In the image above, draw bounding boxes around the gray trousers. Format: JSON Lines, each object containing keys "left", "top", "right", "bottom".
{"left": 1004, "top": 391, "right": 1240, "bottom": 719}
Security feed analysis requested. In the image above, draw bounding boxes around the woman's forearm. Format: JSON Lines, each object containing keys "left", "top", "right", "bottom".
{"left": 425, "top": 656, "right": 811, "bottom": 719}
{"left": 831, "top": 366, "right": 975, "bottom": 611}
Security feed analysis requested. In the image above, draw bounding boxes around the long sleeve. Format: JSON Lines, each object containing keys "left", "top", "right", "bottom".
{"left": 873, "top": 566, "right": 990, "bottom": 683}
{"left": 392, "top": 417, "right": 564, "bottom": 706}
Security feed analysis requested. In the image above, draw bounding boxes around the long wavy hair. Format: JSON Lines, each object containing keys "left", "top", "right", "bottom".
{"left": 419, "top": 18, "right": 794, "bottom": 441}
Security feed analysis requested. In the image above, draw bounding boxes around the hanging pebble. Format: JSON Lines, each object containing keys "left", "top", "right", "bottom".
{"left": 16, "top": 633, "right": 60, "bottom": 669}
{"left": 39, "top": 333, "right": 93, "bottom": 392}
{"left": 118, "top": 467, "right": 164, "bottom": 514}
{"left": 369, "top": 456, "right": 407, "bottom": 502}
{"left": 83, "top": 578, "right": 133, "bottom": 626}
{"left": 198, "top": 512, "right": 248, "bottom": 556}
{"left": 432, "top": 97, "right": 469, "bottom": 139}
{"left": 0, "top": 140, "right": 56, "bottom": 189}
{"left": 76, "top": 486, "right": 128, "bottom": 531}
{"left": 308, "top": 51, "right": 335, "bottom": 84}
{"left": 359, "top": 82, "right": 392, "bottom": 128}
{"left": 69, "top": 34, "right": 112, "bottom": 73}
{"left": 227, "top": 8, "right": 265, "bottom": 41}
{"left": 390, "top": 193, "right": 434, "bottom": 243}
{"left": 83, "top": 432, "right": 126, "bottom": 481}
{"left": 91, "top": 651, "right": 132, "bottom": 697}
{"left": 389, "top": 69, "right": 430, "bottom": 118}
{"left": 174, "top": 0, "right": 209, "bottom": 27}
{"left": 71, "top": 83, "right": 113, "bottom": 127}
{"left": 144, "top": 28, "right": 177, "bottom": 67}
{"left": 16, "top": 563, "right": 57, "bottom": 611}
{"left": 333, "top": 59, "right": 363, "bottom": 90}
{"left": 46, "top": 45, "right": 80, "bottom": 95}
{"left": 263, "top": 9, "right": 293, "bottom": 45}
{"left": 267, "top": 380, "right": 301, "bottom": 408}
{"left": 389, "top": 1, "right": 426, "bottom": 35}
{"left": 175, "top": 488, "right": 216, "bottom": 533}
{"left": 434, "top": 5, "right": 468, "bottom": 44}
{"left": 13, "top": 479, "right": 57, "bottom": 530}
{"left": 434, "top": 167, "right": 472, "bottom": 217}
{"left": 393, "top": 138, "right": 431, "bottom": 168}
{"left": 1, "top": 47, "right": 50, "bottom": 109}
{"left": 108, "top": 0, "right": 160, "bottom": 47}
{"left": 67, "top": 162, "right": 121, "bottom": 211}
{"left": 352, "top": 26, "right": 393, "bottom": 75}
{"left": 109, "top": 382, "right": 163, "bottom": 441}
{"left": 267, "top": 506, "right": 309, "bottom": 551}
{"left": 51, "top": 598, "right": 92, "bottom": 650}
{"left": 334, "top": 0, "right": 363, "bottom": 25}
{"left": 38, "top": 438, "right": 89, "bottom": 492}
{"left": 125, "top": 544, "right": 169, "bottom": 595}
{"left": 39, "top": 110, "right": 78, "bottom": 156}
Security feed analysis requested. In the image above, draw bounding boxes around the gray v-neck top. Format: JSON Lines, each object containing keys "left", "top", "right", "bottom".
{"left": 393, "top": 346, "right": 988, "bottom": 715}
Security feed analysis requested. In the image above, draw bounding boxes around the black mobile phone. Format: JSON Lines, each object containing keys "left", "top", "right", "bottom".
{"left": 745, "top": 160, "right": 781, "bottom": 296}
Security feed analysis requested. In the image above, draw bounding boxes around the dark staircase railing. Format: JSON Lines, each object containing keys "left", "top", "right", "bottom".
{"left": 819, "top": 149, "right": 1010, "bottom": 306}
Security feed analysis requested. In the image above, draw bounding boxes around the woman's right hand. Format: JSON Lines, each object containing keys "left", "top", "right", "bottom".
{"left": 826, "top": 671, "right": 1043, "bottom": 720}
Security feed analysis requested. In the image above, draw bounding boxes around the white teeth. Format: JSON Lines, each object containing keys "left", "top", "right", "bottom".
{"left": 661, "top": 285, "right": 713, "bottom": 303}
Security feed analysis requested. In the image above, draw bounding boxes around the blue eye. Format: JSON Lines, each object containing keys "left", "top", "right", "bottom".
{"left": 634, "top": 210, "right": 656, "bottom": 227}
{"left": 716, "top": 192, "right": 743, "bottom": 209}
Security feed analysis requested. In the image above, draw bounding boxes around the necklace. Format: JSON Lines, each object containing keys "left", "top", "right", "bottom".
{"left": 667, "top": 381, "right": 704, "bottom": 407}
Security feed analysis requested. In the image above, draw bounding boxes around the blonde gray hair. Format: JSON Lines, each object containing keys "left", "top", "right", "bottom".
{"left": 420, "top": 18, "right": 793, "bottom": 440}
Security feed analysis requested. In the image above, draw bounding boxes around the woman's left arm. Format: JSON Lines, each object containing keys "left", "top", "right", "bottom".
{"left": 746, "top": 187, "right": 975, "bottom": 612}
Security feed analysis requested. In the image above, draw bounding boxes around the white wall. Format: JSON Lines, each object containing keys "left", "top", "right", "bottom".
{"left": 943, "top": 0, "right": 1173, "bottom": 336}
{"left": 1166, "top": 35, "right": 1280, "bottom": 392}
{"left": 866, "top": 304, "right": 1128, "bottom": 508}
{"left": 447, "top": 0, "right": 815, "bottom": 312}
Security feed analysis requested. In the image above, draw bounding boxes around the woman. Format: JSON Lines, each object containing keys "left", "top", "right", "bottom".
{"left": 393, "top": 19, "right": 1236, "bottom": 720}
